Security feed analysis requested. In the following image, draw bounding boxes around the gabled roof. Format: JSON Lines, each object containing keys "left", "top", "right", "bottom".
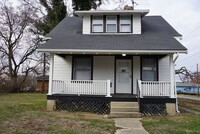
{"left": 38, "top": 16, "right": 187, "bottom": 54}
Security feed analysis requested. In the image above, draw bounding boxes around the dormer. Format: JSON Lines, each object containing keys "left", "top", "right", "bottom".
{"left": 75, "top": 9, "right": 149, "bottom": 35}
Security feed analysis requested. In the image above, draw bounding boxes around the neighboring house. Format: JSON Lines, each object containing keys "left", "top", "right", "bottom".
{"left": 36, "top": 75, "right": 49, "bottom": 92}
{"left": 37, "top": 8, "right": 187, "bottom": 116}
{"left": 176, "top": 82, "right": 198, "bottom": 93}
{"left": 0, "top": 73, "right": 10, "bottom": 81}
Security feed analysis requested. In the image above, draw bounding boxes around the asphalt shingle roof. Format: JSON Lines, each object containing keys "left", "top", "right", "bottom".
{"left": 38, "top": 16, "right": 187, "bottom": 51}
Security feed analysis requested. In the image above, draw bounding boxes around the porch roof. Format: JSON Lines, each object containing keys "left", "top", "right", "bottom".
{"left": 37, "top": 16, "right": 187, "bottom": 54}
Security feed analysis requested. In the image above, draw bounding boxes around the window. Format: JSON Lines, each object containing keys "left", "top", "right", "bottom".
{"left": 120, "top": 15, "right": 131, "bottom": 32}
{"left": 92, "top": 16, "right": 103, "bottom": 33}
{"left": 91, "top": 15, "right": 132, "bottom": 33}
{"left": 142, "top": 58, "right": 158, "bottom": 81}
{"left": 73, "top": 57, "right": 92, "bottom": 80}
{"left": 106, "top": 16, "right": 117, "bottom": 33}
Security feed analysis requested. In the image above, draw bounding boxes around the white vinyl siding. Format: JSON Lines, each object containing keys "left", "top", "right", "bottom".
{"left": 106, "top": 16, "right": 117, "bottom": 33}
{"left": 133, "top": 56, "right": 140, "bottom": 94}
{"left": 132, "top": 14, "right": 141, "bottom": 34}
{"left": 53, "top": 55, "right": 72, "bottom": 80}
{"left": 83, "top": 15, "right": 91, "bottom": 34}
{"left": 159, "top": 55, "right": 170, "bottom": 81}
{"left": 93, "top": 56, "right": 115, "bottom": 94}
{"left": 120, "top": 15, "right": 131, "bottom": 32}
{"left": 92, "top": 16, "right": 103, "bottom": 33}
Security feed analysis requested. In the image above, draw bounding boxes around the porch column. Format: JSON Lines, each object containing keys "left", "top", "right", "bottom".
{"left": 106, "top": 80, "right": 111, "bottom": 97}
{"left": 169, "top": 54, "right": 175, "bottom": 98}
{"left": 48, "top": 53, "right": 54, "bottom": 95}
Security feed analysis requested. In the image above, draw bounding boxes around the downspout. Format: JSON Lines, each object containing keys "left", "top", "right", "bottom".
{"left": 173, "top": 53, "right": 180, "bottom": 113}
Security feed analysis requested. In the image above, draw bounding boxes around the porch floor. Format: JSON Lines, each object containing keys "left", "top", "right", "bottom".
{"left": 48, "top": 93, "right": 138, "bottom": 102}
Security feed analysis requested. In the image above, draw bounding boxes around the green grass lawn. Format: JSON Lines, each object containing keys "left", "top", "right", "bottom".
{"left": 142, "top": 113, "right": 200, "bottom": 134}
{"left": 0, "top": 93, "right": 115, "bottom": 134}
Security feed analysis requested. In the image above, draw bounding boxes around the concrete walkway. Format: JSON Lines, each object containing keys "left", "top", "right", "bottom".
{"left": 114, "top": 118, "right": 149, "bottom": 134}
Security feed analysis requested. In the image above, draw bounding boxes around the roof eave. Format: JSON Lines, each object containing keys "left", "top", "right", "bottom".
{"left": 37, "top": 49, "right": 187, "bottom": 55}
{"left": 75, "top": 10, "right": 149, "bottom": 17}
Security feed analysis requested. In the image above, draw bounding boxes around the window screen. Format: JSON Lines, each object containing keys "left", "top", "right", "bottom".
{"left": 106, "top": 16, "right": 117, "bottom": 33}
{"left": 92, "top": 16, "right": 103, "bottom": 32}
{"left": 120, "top": 15, "right": 131, "bottom": 32}
{"left": 142, "top": 58, "right": 158, "bottom": 81}
{"left": 73, "top": 57, "right": 92, "bottom": 80}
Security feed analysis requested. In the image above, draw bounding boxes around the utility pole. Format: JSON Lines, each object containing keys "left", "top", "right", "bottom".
{"left": 42, "top": 53, "right": 46, "bottom": 93}
{"left": 197, "top": 64, "right": 199, "bottom": 97}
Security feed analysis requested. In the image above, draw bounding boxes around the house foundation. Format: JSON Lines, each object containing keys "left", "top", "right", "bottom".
{"left": 166, "top": 103, "right": 176, "bottom": 115}
{"left": 47, "top": 100, "right": 56, "bottom": 111}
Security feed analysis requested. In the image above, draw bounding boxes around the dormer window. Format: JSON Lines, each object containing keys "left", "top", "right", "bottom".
{"left": 106, "top": 16, "right": 117, "bottom": 33}
{"left": 91, "top": 15, "right": 132, "bottom": 33}
{"left": 92, "top": 16, "right": 103, "bottom": 32}
{"left": 120, "top": 16, "right": 131, "bottom": 32}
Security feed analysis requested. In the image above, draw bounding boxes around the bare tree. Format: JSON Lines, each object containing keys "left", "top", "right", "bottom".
{"left": 0, "top": 1, "right": 41, "bottom": 92}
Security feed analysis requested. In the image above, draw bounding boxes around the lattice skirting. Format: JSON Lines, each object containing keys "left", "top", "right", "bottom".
{"left": 56, "top": 97, "right": 110, "bottom": 114}
{"left": 140, "top": 102, "right": 166, "bottom": 115}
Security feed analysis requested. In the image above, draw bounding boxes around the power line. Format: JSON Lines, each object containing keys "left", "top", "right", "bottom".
{"left": 177, "top": 52, "right": 200, "bottom": 64}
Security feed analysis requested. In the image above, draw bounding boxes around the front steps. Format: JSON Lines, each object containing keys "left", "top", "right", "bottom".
{"left": 110, "top": 102, "right": 141, "bottom": 118}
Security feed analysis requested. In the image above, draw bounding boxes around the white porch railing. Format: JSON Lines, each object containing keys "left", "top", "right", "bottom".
{"left": 138, "top": 80, "right": 172, "bottom": 97}
{"left": 51, "top": 80, "right": 111, "bottom": 97}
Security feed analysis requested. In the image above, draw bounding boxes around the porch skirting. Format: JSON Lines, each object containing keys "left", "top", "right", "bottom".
{"left": 139, "top": 98, "right": 176, "bottom": 115}
{"left": 47, "top": 95, "right": 176, "bottom": 115}
{"left": 48, "top": 95, "right": 110, "bottom": 114}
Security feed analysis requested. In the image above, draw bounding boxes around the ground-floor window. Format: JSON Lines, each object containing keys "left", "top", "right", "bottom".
{"left": 73, "top": 57, "right": 92, "bottom": 80}
{"left": 141, "top": 57, "right": 158, "bottom": 81}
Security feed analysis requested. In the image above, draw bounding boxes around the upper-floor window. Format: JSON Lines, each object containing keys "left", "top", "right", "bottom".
{"left": 92, "top": 16, "right": 103, "bottom": 32}
{"left": 92, "top": 15, "right": 132, "bottom": 33}
{"left": 106, "top": 16, "right": 117, "bottom": 33}
{"left": 120, "top": 16, "right": 131, "bottom": 32}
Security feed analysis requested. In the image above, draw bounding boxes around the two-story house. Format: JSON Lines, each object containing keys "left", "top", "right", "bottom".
{"left": 37, "top": 8, "right": 187, "bottom": 117}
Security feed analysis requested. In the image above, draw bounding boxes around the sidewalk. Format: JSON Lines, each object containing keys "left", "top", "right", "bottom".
{"left": 114, "top": 118, "right": 149, "bottom": 134}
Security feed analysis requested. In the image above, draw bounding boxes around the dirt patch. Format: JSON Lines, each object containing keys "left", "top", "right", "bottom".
{"left": 2, "top": 113, "right": 113, "bottom": 134}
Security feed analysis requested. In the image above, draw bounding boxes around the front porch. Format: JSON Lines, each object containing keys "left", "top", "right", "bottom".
{"left": 47, "top": 54, "right": 177, "bottom": 115}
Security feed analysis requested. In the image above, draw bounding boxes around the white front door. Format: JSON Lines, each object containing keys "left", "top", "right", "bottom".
{"left": 116, "top": 60, "right": 132, "bottom": 94}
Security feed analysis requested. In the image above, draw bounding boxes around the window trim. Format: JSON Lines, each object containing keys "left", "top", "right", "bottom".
{"left": 72, "top": 56, "right": 93, "bottom": 80}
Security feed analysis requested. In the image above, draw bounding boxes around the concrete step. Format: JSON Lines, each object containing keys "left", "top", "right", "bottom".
{"left": 111, "top": 102, "right": 139, "bottom": 108}
{"left": 110, "top": 112, "right": 141, "bottom": 118}
{"left": 111, "top": 107, "right": 139, "bottom": 112}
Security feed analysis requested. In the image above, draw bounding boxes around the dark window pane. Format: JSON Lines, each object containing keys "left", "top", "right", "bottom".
{"left": 73, "top": 58, "right": 92, "bottom": 80}
{"left": 142, "top": 58, "right": 157, "bottom": 81}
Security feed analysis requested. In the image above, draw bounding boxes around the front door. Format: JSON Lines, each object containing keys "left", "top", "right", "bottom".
{"left": 116, "top": 60, "right": 132, "bottom": 94}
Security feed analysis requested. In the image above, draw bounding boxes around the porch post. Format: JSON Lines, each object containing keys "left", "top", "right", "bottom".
{"left": 106, "top": 80, "right": 111, "bottom": 97}
{"left": 169, "top": 54, "right": 175, "bottom": 98}
{"left": 48, "top": 53, "right": 54, "bottom": 95}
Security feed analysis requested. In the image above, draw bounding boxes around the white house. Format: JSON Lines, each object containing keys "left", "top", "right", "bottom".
{"left": 37, "top": 8, "right": 187, "bottom": 117}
